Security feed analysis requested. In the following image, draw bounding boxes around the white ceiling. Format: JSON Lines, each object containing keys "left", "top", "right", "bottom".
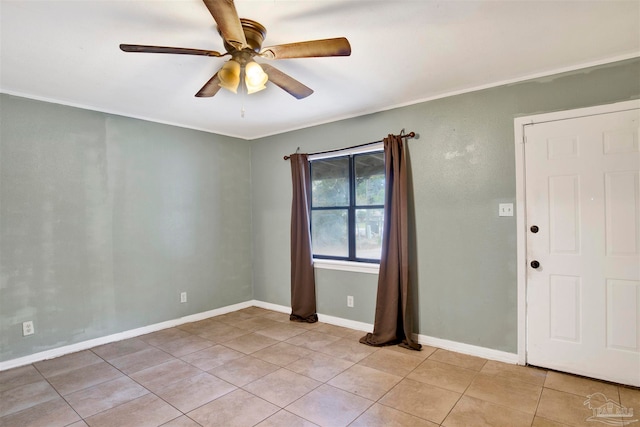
{"left": 1, "top": 1, "right": 638, "bottom": 140}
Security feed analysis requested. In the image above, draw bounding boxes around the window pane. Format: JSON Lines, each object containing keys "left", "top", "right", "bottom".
{"left": 312, "top": 209, "right": 348, "bottom": 257}
{"left": 355, "top": 208, "right": 384, "bottom": 260}
{"left": 355, "top": 152, "right": 385, "bottom": 206}
{"left": 311, "top": 157, "right": 349, "bottom": 207}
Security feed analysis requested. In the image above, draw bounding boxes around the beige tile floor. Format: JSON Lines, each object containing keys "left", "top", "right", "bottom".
{"left": 1, "top": 307, "right": 638, "bottom": 427}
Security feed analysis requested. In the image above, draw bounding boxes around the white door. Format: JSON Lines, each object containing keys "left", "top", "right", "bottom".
{"left": 525, "top": 106, "right": 640, "bottom": 386}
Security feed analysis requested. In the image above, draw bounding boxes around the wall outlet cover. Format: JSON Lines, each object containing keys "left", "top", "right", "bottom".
{"left": 498, "top": 203, "right": 514, "bottom": 217}
{"left": 22, "top": 321, "right": 34, "bottom": 336}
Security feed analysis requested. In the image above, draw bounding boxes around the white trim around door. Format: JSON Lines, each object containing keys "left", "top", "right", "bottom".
{"left": 513, "top": 99, "right": 640, "bottom": 366}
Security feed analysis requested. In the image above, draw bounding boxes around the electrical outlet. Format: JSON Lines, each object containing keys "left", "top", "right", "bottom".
{"left": 180, "top": 292, "right": 187, "bottom": 303}
{"left": 498, "top": 203, "right": 514, "bottom": 217}
{"left": 347, "top": 295, "right": 354, "bottom": 308}
{"left": 22, "top": 321, "right": 34, "bottom": 336}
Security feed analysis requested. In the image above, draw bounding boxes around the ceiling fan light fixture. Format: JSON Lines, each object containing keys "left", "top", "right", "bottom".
{"left": 245, "top": 61, "right": 268, "bottom": 94}
{"left": 246, "top": 83, "right": 267, "bottom": 95}
{"left": 218, "top": 59, "right": 241, "bottom": 93}
{"left": 119, "top": 2, "right": 351, "bottom": 100}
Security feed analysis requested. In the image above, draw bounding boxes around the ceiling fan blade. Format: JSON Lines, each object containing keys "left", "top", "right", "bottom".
{"left": 195, "top": 72, "right": 222, "bottom": 97}
{"left": 261, "top": 64, "right": 313, "bottom": 99}
{"left": 120, "top": 44, "right": 225, "bottom": 57}
{"left": 259, "top": 37, "right": 351, "bottom": 59}
{"left": 202, "top": 0, "right": 247, "bottom": 50}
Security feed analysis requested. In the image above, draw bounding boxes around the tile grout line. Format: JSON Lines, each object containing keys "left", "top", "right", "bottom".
{"left": 30, "top": 362, "right": 85, "bottom": 425}
{"left": 3, "top": 308, "right": 636, "bottom": 427}
{"left": 90, "top": 348, "right": 180, "bottom": 425}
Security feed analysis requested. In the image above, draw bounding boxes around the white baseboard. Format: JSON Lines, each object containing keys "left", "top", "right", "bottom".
{"left": 251, "top": 300, "right": 518, "bottom": 364}
{"left": 0, "top": 301, "right": 253, "bottom": 371}
{"left": 251, "top": 300, "right": 374, "bottom": 332}
{"left": 317, "top": 313, "right": 374, "bottom": 333}
{"left": 251, "top": 300, "right": 291, "bottom": 314}
{"left": 1, "top": 299, "right": 518, "bottom": 371}
{"left": 415, "top": 334, "right": 519, "bottom": 365}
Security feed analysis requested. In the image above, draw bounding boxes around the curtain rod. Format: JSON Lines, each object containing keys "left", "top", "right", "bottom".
{"left": 283, "top": 131, "right": 415, "bottom": 161}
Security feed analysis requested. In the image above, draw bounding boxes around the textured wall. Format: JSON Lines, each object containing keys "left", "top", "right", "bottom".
{"left": 2, "top": 58, "right": 638, "bottom": 363}
{"left": 251, "top": 58, "right": 640, "bottom": 353}
{"left": 0, "top": 95, "right": 253, "bottom": 362}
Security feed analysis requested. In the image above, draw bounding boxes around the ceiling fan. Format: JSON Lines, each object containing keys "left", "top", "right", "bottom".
{"left": 120, "top": 0, "right": 351, "bottom": 99}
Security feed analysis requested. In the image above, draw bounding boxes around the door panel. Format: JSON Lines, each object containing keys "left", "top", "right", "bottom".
{"left": 548, "top": 175, "right": 580, "bottom": 254}
{"left": 606, "top": 279, "right": 639, "bottom": 352}
{"left": 525, "top": 108, "right": 640, "bottom": 386}
{"left": 549, "top": 274, "right": 581, "bottom": 342}
{"left": 605, "top": 171, "right": 639, "bottom": 256}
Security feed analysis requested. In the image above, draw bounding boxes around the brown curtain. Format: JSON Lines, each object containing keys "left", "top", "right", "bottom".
{"left": 289, "top": 153, "right": 318, "bottom": 323}
{"left": 360, "top": 134, "right": 421, "bottom": 350}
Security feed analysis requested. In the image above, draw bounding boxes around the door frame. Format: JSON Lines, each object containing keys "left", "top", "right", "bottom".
{"left": 513, "top": 99, "right": 640, "bottom": 366}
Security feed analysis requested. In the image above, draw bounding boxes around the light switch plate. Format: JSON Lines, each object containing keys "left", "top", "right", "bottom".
{"left": 499, "top": 203, "right": 514, "bottom": 217}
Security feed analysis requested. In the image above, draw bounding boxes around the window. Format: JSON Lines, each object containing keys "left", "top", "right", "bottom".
{"left": 310, "top": 149, "right": 385, "bottom": 263}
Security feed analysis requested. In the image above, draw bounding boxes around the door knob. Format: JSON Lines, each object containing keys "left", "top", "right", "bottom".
{"left": 530, "top": 260, "right": 540, "bottom": 269}
{"left": 530, "top": 225, "right": 539, "bottom": 233}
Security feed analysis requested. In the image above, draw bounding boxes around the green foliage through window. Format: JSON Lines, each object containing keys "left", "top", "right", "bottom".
{"left": 310, "top": 151, "right": 385, "bottom": 262}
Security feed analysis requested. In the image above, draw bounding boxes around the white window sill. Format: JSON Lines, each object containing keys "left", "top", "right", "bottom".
{"left": 313, "top": 259, "right": 380, "bottom": 275}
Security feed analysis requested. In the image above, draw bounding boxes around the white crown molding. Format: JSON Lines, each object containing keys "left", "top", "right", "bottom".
{"left": 3, "top": 53, "right": 637, "bottom": 140}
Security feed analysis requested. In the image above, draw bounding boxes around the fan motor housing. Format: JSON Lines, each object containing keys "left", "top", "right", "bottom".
{"left": 220, "top": 18, "right": 266, "bottom": 53}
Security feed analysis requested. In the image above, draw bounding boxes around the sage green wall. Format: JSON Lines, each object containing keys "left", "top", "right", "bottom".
{"left": 2, "top": 58, "right": 638, "bottom": 364}
{"left": 251, "top": 58, "right": 640, "bottom": 353}
{"left": 0, "top": 95, "right": 253, "bottom": 362}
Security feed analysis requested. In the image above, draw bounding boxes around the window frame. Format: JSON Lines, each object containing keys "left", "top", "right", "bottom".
{"left": 309, "top": 143, "right": 385, "bottom": 264}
